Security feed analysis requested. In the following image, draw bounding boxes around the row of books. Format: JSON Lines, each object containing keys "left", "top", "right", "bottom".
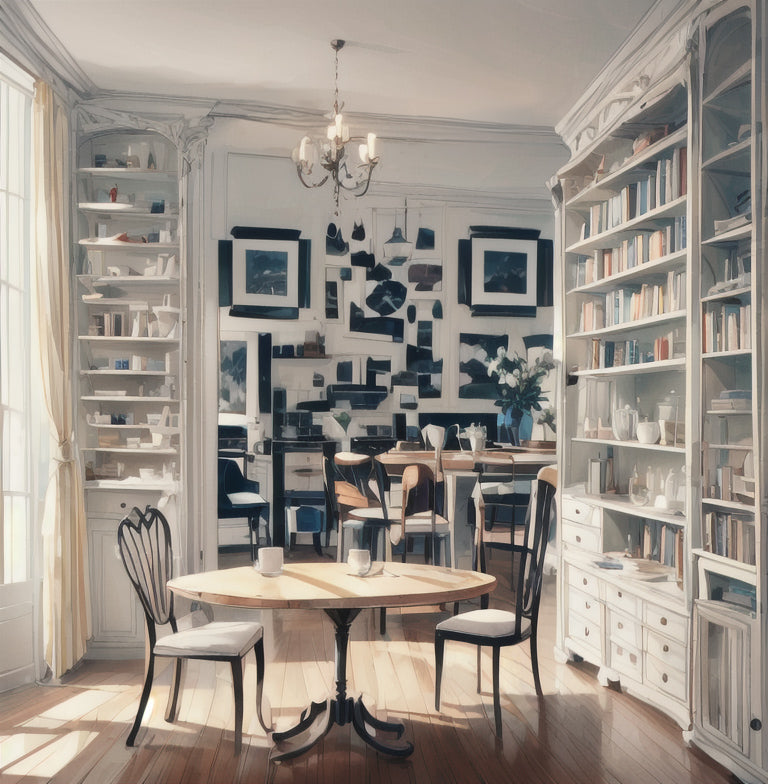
{"left": 631, "top": 520, "right": 685, "bottom": 581}
{"left": 702, "top": 300, "right": 751, "bottom": 353}
{"left": 579, "top": 147, "right": 687, "bottom": 239}
{"left": 585, "top": 330, "right": 682, "bottom": 369}
{"left": 704, "top": 511, "right": 756, "bottom": 565}
{"left": 574, "top": 216, "right": 687, "bottom": 284}
{"left": 578, "top": 274, "right": 685, "bottom": 332}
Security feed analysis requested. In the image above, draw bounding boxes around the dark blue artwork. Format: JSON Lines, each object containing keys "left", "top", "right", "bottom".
{"left": 219, "top": 340, "right": 247, "bottom": 413}
{"left": 483, "top": 250, "right": 527, "bottom": 294}
{"left": 366, "top": 280, "right": 407, "bottom": 316}
{"left": 246, "top": 250, "right": 288, "bottom": 296}
{"left": 459, "top": 332, "right": 508, "bottom": 399}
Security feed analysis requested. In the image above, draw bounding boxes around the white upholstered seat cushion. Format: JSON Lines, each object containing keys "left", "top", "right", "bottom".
{"left": 227, "top": 491, "right": 267, "bottom": 507}
{"left": 154, "top": 620, "right": 263, "bottom": 658}
{"left": 390, "top": 513, "right": 449, "bottom": 544}
{"left": 436, "top": 608, "right": 528, "bottom": 638}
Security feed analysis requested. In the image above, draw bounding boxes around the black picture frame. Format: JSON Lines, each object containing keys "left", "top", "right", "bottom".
{"left": 458, "top": 226, "right": 553, "bottom": 317}
{"left": 219, "top": 226, "right": 310, "bottom": 319}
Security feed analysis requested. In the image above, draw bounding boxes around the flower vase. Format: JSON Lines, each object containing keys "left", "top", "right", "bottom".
{"left": 497, "top": 409, "right": 522, "bottom": 446}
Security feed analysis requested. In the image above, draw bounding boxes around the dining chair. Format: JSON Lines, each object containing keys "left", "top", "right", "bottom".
{"left": 434, "top": 465, "right": 557, "bottom": 737}
{"left": 329, "top": 453, "right": 392, "bottom": 562}
{"left": 218, "top": 457, "right": 270, "bottom": 560}
{"left": 473, "top": 453, "right": 533, "bottom": 583}
{"left": 323, "top": 456, "right": 389, "bottom": 634}
{"left": 118, "top": 505, "right": 269, "bottom": 753}
{"left": 390, "top": 462, "right": 452, "bottom": 566}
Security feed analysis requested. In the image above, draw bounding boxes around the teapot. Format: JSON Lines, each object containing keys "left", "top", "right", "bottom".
{"left": 452, "top": 423, "right": 486, "bottom": 452}
{"left": 612, "top": 405, "right": 638, "bottom": 441}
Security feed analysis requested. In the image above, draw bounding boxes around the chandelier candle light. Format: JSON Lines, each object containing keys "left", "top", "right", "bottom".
{"left": 293, "top": 39, "right": 379, "bottom": 211}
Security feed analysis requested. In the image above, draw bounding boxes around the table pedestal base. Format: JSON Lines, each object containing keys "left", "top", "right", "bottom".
{"left": 269, "top": 608, "right": 414, "bottom": 766}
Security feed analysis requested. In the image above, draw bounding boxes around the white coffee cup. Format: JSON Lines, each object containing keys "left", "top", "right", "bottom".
{"left": 256, "top": 547, "right": 284, "bottom": 576}
{"left": 348, "top": 548, "right": 372, "bottom": 575}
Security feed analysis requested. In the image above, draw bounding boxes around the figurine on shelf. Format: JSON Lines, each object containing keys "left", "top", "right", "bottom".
{"left": 109, "top": 185, "right": 118, "bottom": 203}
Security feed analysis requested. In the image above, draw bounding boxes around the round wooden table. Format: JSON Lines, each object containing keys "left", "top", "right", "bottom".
{"left": 168, "top": 561, "right": 495, "bottom": 763}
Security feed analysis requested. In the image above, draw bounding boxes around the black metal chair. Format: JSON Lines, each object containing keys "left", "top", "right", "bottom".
{"left": 434, "top": 465, "right": 557, "bottom": 737}
{"left": 118, "top": 505, "right": 269, "bottom": 753}
{"left": 218, "top": 457, "right": 270, "bottom": 559}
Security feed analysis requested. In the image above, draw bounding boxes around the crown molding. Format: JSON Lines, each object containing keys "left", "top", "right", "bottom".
{"left": 555, "top": 0, "right": 707, "bottom": 159}
{"left": 209, "top": 99, "right": 563, "bottom": 146}
{"left": 0, "top": 0, "right": 93, "bottom": 96}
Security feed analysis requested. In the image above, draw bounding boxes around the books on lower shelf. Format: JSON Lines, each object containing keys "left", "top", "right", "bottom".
{"left": 704, "top": 510, "right": 756, "bottom": 565}
{"left": 585, "top": 328, "right": 684, "bottom": 369}
{"left": 575, "top": 218, "right": 687, "bottom": 284}
{"left": 703, "top": 299, "right": 751, "bottom": 352}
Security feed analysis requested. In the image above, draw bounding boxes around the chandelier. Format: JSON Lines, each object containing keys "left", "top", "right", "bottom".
{"left": 292, "top": 39, "right": 379, "bottom": 210}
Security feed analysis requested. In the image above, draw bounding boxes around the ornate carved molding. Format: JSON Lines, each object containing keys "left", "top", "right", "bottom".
{"left": 555, "top": 0, "right": 716, "bottom": 164}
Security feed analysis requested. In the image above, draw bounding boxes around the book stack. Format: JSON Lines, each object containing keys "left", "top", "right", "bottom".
{"left": 705, "top": 511, "right": 756, "bottom": 564}
{"left": 710, "top": 389, "right": 752, "bottom": 411}
{"left": 703, "top": 299, "right": 751, "bottom": 352}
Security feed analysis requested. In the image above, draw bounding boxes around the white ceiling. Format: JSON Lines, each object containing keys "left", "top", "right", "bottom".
{"left": 28, "top": 0, "right": 657, "bottom": 128}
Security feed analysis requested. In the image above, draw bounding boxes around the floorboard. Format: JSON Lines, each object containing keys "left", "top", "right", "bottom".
{"left": 0, "top": 545, "right": 739, "bottom": 784}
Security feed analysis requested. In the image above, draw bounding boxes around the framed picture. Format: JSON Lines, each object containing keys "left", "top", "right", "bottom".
{"left": 233, "top": 237, "right": 299, "bottom": 310}
{"left": 471, "top": 236, "right": 537, "bottom": 308}
{"left": 219, "top": 339, "right": 247, "bottom": 414}
{"left": 219, "top": 227, "right": 310, "bottom": 319}
{"left": 457, "top": 226, "right": 553, "bottom": 317}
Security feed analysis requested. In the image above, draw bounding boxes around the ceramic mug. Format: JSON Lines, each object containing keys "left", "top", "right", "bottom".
{"left": 256, "top": 546, "right": 284, "bottom": 576}
{"left": 348, "top": 548, "right": 372, "bottom": 576}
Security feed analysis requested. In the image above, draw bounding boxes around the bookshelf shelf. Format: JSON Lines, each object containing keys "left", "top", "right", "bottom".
{"left": 566, "top": 196, "right": 687, "bottom": 254}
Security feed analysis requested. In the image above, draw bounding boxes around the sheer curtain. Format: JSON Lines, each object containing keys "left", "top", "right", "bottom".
{"left": 34, "top": 80, "right": 91, "bottom": 678}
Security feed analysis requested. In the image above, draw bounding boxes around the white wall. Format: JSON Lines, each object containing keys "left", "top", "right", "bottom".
{"left": 198, "top": 115, "right": 567, "bottom": 563}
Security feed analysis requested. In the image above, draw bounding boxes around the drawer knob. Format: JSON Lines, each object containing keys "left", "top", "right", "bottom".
{"left": 750, "top": 718, "right": 762, "bottom": 731}
{"left": 576, "top": 535, "right": 582, "bottom": 543}
{"left": 662, "top": 673, "right": 668, "bottom": 683}
{"left": 575, "top": 507, "right": 581, "bottom": 514}
{"left": 585, "top": 628, "right": 590, "bottom": 636}
{"left": 617, "top": 621, "right": 623, "bottom": 630}
{"left": 583, "top": 578, "right": 588, "bottom": 586}
{"left": 663, "top": 644, "right": 670, "bottom": 653}
{"left": 585, "top": 602, "right": 591, "bottom": 610}
{"left": 617, "top": 591, "right": 623, "bottom": 598}
{"left": 660, "top": 617, "right": 668, "bottom": 626}
{"left": 630, "top": 653, "right": 637, "bottom": 664}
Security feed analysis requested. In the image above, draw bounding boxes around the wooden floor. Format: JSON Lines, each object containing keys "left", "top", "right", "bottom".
{"left": 0, "top": 546, "right": 739, "bottom": 784}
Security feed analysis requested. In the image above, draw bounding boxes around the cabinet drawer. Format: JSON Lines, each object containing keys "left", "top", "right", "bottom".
{"left": 567, "top": 564, "right": 601, "bottom": 597}
{"left": 567, "top": 610, "right": 602, "bottom": 652}
{"left": 608, "top": 610, "right": 642, "bottom": 648}
{"left": 644, "top": 603, "right": 687, "bottom": 642}
{"left": 645, "top": 629, "right": 687, "bottom": 672}
{"left": 609, "top": 639, "right": 642, "bottom": 681}
{"left": 568, "top": 586, "right": 601, "bottom": 625}
{"left": 562, "top": 496, "right": 601, "bottom": 527}
{"left": 604, "top": 583, "right": 639, "bottom": 616}
{"left": 562, "top": 521, "right": 601, "bottom": 552}
{"left": 645, "top": 652, "right": 687, "bottom": 702}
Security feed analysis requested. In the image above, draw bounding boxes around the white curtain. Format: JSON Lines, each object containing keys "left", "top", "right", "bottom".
{"left": 34, "top": 80, "right": 91, "bottom": 678}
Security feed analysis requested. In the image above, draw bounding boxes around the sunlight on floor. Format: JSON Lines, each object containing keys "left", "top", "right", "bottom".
{"left": 3, "top": 730, "right": 96, "bottom": 775}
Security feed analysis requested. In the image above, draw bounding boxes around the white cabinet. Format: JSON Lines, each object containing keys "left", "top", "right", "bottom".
{"left": 74, "top": 126, "right": 185, "bottom": 656}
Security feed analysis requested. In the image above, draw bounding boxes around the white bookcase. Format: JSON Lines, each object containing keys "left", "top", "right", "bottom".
{"left": 74, "top": 126, "right": 185, "bottom": 656}
{"left": 552, "top": 1, "right": 768, "bottom": 780}
{"left": 692, "top": 3, "right": 767, "bottom": 780}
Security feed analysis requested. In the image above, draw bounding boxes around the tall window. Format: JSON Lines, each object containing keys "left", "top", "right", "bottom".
{"left": 0, "top": 54, "right": 34, "bottom": 584}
